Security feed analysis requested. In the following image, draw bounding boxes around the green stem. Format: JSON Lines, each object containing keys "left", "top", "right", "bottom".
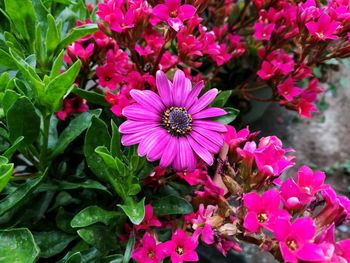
{"left": 39, "top": 113, "right": 51, "bottom": 171}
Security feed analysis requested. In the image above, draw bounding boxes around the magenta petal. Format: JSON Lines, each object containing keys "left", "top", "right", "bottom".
{"left": 130, "top": 90, "right": 165, "bottom": 113}
{"left": 192, "top": 107, "right": 226, "bottom": 119}
{"left": 193, "top": 120, "right": 227, "bottom": 132}
{"left": 152, "top": 4, "right": 169, "bottom": 20}
{"left": 167, "top": 17, "right": 183, "bottom": 31}
{"left": 172, "top": 70, "right": 187, "bottom": 106}
{"left": 243, "top": 212, "right": 260, "bottom": 233}
{"left": 296, "top": 243, "right": 326, "bottom": 262}
{"left": 190, "top": 131, "right": 220, "bottom": 153}
{"left": 173, "top": 137, "right": 196, "bottom": 171}
{"left": 262, "top": 189, "right": 281, "bottom": 210}
{"left": 138, "top": 128, "right": 166, "bottom": 156}
{"left": 188, "top": 136, "right": 213, "bottom": 165}
{"left": 121, "top": 128, "right": 156, "bottom": 146}
{"left": 191, "top": 126, "right": 223, "bottom": 147}
{"left": 119, "top": 120, "right": 158, "bottom": 134}
{"left": 292, "top": 217, "right": 315, "bottom": 242}
{"left": 147, "top": 132, "right": 171, "bottom": 161}
{"left": 178, "top": 4, "right": 197, "bottom": 20}
{"left": 184, "top": 80, "right": 204, "bottom": 109}
{"left": 122, "top": 105, "right": 160, "bottom": 121}
{"left": 160, "top": 136, "right": 178, "bottom": 168}
{"left": 243, "top": 192, "right": 262, "bottom": 211}
{"left": 201, "top": 224, "right": 214, "bottom": 244}
{"left": 189, "top": 88, "right": 218, "bottom": 114}
{"left": 183, "top": 251, "right": 199, "bottom": 262}
{"left": 280, "top": 243, "right": 298, "bottom": 263}
{"left": 156, "top": 70, "right": 173, "bottom": 106}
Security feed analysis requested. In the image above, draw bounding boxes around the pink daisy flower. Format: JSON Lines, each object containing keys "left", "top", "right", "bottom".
{"left": 119, "top": 69, "right": 227, "bottom": 172}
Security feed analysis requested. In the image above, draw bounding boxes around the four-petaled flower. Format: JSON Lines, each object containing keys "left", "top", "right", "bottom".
{"left": 152, "top": 0, "right": 197, "bottom": 31}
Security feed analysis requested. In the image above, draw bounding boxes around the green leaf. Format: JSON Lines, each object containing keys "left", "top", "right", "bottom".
{"left": 0, "top": 228, "right": 39, "bottom": 263}
{"left": 152, "top": 195, "right": 193, "bottom": 216}
{"left": 6, "top": 97, "right": 40, "bottom": 145}
{"left": 50, "top": 109, "right": 102, "bottom": 158}
{"left": 8, "top": 49, "right": 44, "bottom": 98}
{"left": 0, "top": 175, "right": 44, "bottom": 216}
{"left": 34, "top": 231, "right": 76, "bottom": 258}
{"left": 3, "top": 136, "right": 24, "bottom": 160}
{"left": 211, "top": 90, "right": 232, "bottom": 108}
{"left": 122, "top": 235, "right": 134, "bottom": 263}
{"left": 95, "top": 146, "right": 126, "bottom": 175}
{"left": 71, "top": 206, "right": 120, "bottom": 228}
{"left": 77, "top": 225, "right": 118, "bottom": 253}
{"left": 118, "top": 198, "right": 145, "bottom": 225}
{"left": 4, "top": 0, "right": 36, "bottom": 44}
{"left": 72, "top": 86, "right": 110, "bottom": 107}
{"left": 50, "top": 50, "right": 65, "bottom": 79}
{"left": 110, "top": 121, "right": 121, "bottom": 157}
{"left": 2, "top": 89, "right": 19, "bottom": 115}
{"left": 212, "top": 107, "right": 239, "bottom": 124}
{"left": 0, "top": 162, "right": 13, "bottom": 192}
{"left": 46, "top": 14, "right": 60, "bottom": 55}
{"left": 59, "top": 24, "right": 98, "bottom": 49}
{"left": 43, "top": 60, "right": 82, "bottom": 112}
{"left": 84, "top": 117, "right": 111, "bottom": 182}
{"left": 0, "top": 48, "right": 16, "bottom": 69}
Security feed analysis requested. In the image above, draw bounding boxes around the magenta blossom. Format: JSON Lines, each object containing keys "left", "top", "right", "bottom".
{"left": 119, "top": 69, "right": 227, "bottom": 172}
{"left": 160, "top": 230, "right": 198, "bottom": 263}
{"left": 253, "top": 21, "right": 275, "bottom": 40}
{"left": 254, "top": 136, "right": 295, "bottom": 176}
{"left": 56, "top": 95, "right": 89, "bottom": 121}
{"left": 135, "top": 204, "right": 161, "bottom": 231}
{"left": 257, "top": 61, "right": 277, "bottom": 79}
{"left": 277, "top": 77, "right": 302, "bottom": 101}
{"left": 132, "top": 233, "right": 165, "bottom": 263}
{"left": 296, "top": 165, "right": 325, "bottom": 196}
{"left": 66, "top": 42, "right": 94, "bottom": 62}
{"left": 152, "top": 0, "right": 196, "bottom": 31}
{"left": 280, "top": 178, "right": 312, "bottom": 210}
{"left": 306, "top": 13, "right": 340, "bottom": 40}
{"left": 223, "top": 125, "right": 250, "bottom": 150}
{"left": 188, "top": 204, "right": 216, "bottom": 244}
{"left": 243, "top": 189, "right": 290, "bottom": 233}
{"left": 273, "top": 217, "right": 325, "bottom": 263}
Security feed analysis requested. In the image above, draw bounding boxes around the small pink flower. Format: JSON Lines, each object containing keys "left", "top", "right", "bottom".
{"left": 152, "top": 0, "right": 197, "bottom": 31}
{"left": 159, "top": 230, "right": 198, "bottom": 263}
{"left": 315, "top": 186, "right": 350, "bottom": 227}
{"left": 257, "top": 61, "right": 277, "bottom": 79}
{"left": 188, "top": 204, "right": 216, "bottom": 244}
{"left": 135, "top": 45, "right": 153, "bottom": 56}
{"left": 135, "top": 204, "right": 161, "bottom": 231}
{"left": 277, "top": 78, "right": 302, "bottom": 101}
{"left": 243, "top": 189, "right": 290, "bottom": 233}
{"left": 96, "top": 64, "right": 121, "bottom": 90}
{"left": 280, "top": 178, "right": 311, "bottom": 210}
{"left": 296, "top": 165, "right": 325, "bottom": 196}
{"left": 67, "top": 42, "right": 94, "bottom": 62}
{"left": 306, "top": 13, "right": 340, "bottom": 40}
{"left": 273, "top": 217, "right": 326, "bottom": 263}
{"left": 56, "top": 95, "right": 89, "bottom": 121}
{"left": 253, "top": 21, "right": 275, "bottom": 40}
{"left": 295, "top": 98, "right": 318, "bottom": 118}
{"left": 132, "top": 233, "right": 165, "bottom": 263}
{"left": 301, "top": 78, "right": 324, "bottom": 103}
{"left": 254, "top": 136, "right": 295, "bottom": 176}
{"left": 224, "top": 126, "right": 250, "bottom": 149}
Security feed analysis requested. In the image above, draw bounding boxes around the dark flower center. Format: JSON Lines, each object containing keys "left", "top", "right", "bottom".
{"left": 148, "top": 250, "right": 155, "bottom": 259}
{"left": 162, "top": 107, "right": 192, "bottom": 136}
{"left": 257, "top": 212, "right": 268, "bottom": 223}
{"left": 176, "top": 246, "right": 184, "bottom": 255}
{"left": 287, "top": 240, "right": 298, "bottom": 251}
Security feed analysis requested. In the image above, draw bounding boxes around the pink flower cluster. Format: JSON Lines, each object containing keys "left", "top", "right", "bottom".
{"left": 128, "top": 126, "right": 350, "bottom": 263}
